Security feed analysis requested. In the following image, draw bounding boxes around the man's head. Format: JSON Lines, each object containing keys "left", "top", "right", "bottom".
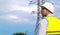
{"left": 41, "top": 2, "right": 54, "bottom": 17}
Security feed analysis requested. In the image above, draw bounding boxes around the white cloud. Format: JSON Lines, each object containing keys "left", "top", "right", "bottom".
{"left": 0, "top": 14, "right": 30, "bottom": 24}
{"left": 8, "top": 4, "right": 37, "bottom": 14}
{"left": 0, "top": 0, "right": 37, "bottom": 24}
{"left": 0, "top": 0, "right": 37, "bottom": 14}
{"left": 7, "top": 15, "right": 19, "bottom": 20}
{"left": 23, "top": 18, "right": 29, "bottom": 22}
{"left": 0, "top": 15, "right": 19, "bottom": 21}
{"left": 0, "top": 0, "right": 5, "bottom": 2}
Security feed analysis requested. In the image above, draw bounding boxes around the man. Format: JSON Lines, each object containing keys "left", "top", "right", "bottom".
{"left": 38, "top": 2, "right": 55, "bottom": 35}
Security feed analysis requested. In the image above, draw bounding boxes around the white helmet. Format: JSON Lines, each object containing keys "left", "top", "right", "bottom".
{"left": 41, "top": 2, "right": 55, "bottom": 13}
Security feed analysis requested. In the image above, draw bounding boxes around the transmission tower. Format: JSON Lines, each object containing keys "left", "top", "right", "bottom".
{"left": 34, "top": 0, "right": 47, "bottom": 35}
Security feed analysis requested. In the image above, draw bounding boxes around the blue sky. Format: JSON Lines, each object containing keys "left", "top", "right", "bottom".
{"left": 0, "top": 0, "right": 60, "bottom": 35}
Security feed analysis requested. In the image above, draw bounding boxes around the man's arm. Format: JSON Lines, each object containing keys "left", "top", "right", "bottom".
{"left": 38, "top": 19, "right": 47, "bottom": 35}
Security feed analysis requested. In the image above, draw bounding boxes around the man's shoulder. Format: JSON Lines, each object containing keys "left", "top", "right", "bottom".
{"left": 40, "top": 18, "right": 47, "bottom": 22}
{"left": 40, "top": 18, "right": 48, "bottom": 25}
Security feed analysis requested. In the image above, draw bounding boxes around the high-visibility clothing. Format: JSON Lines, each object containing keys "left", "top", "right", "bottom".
{"left": 46, "top": 16, "right": 60, "bottom": 35}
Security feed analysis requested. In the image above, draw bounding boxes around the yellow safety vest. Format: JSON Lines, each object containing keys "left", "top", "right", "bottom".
{"left": 46, "top": 16, "right": 60, "bottom": 35}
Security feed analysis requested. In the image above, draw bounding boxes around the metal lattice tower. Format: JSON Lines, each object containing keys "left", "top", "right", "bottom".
{"left": 34, "top": 0, "right": 47, "bottom": 35}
